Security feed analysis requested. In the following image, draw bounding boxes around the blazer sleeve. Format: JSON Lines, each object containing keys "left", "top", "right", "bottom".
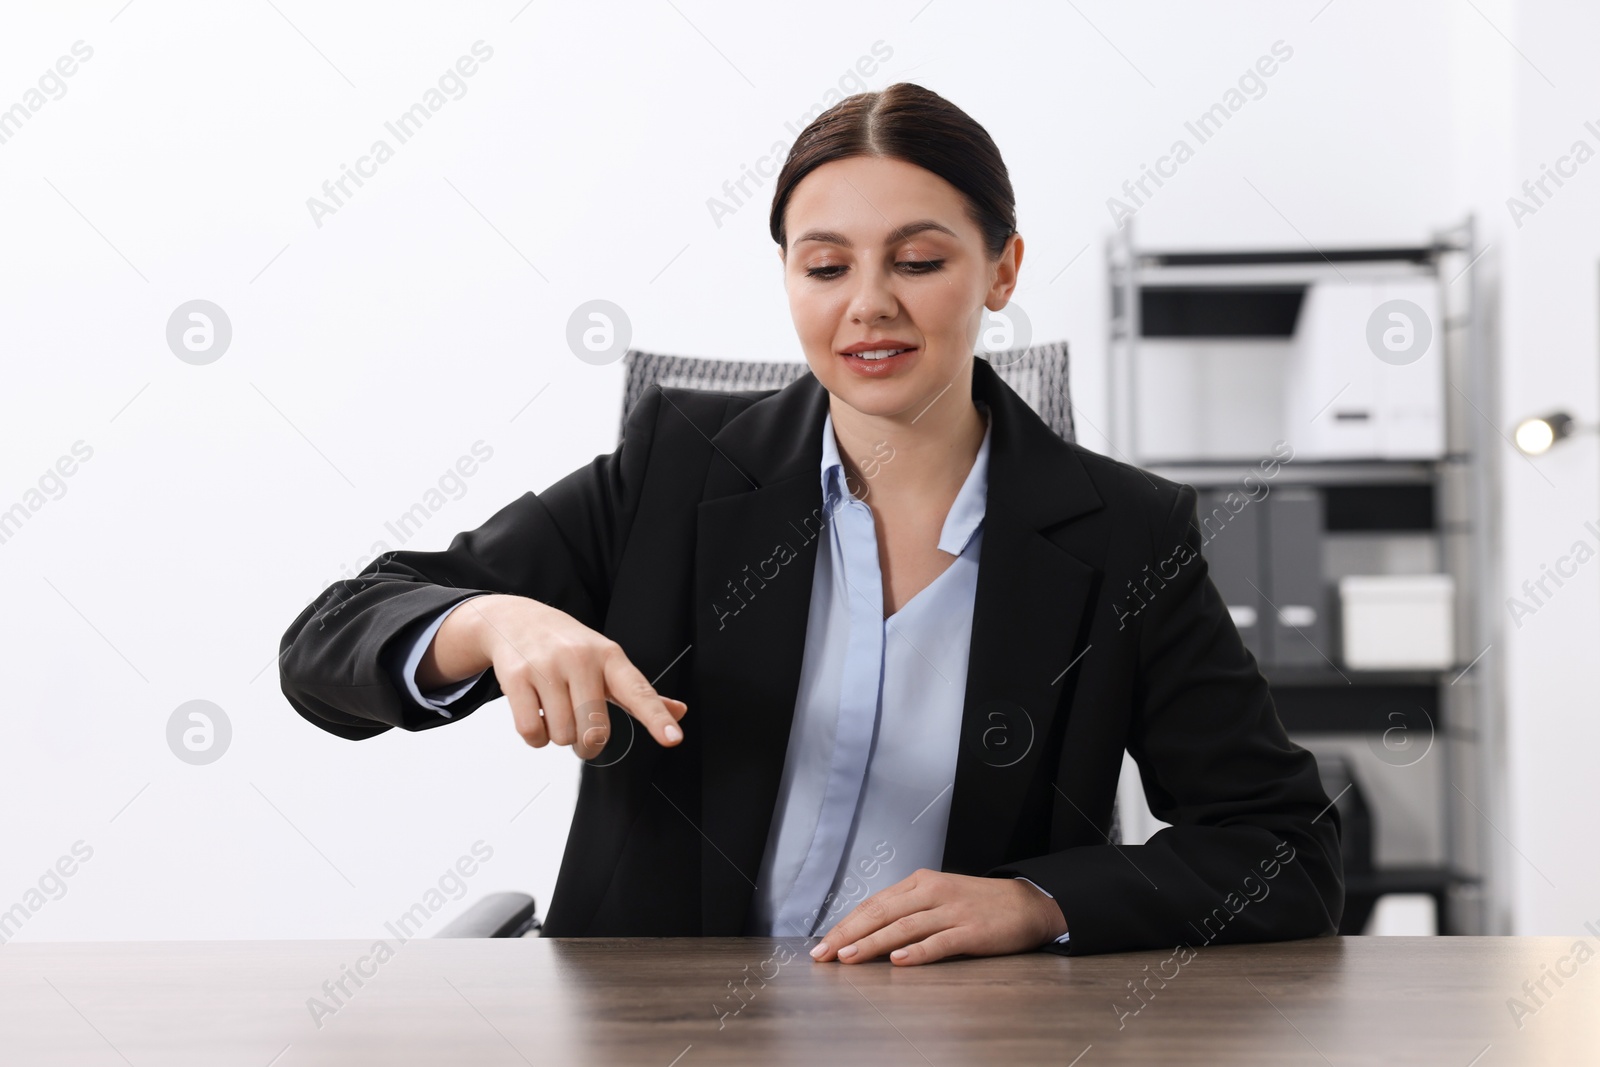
{"left": 988, "top": 483, "right": 1345, "bottom": 956}
{"left": 277, "top": 386, "right": 665, "bottom": 741}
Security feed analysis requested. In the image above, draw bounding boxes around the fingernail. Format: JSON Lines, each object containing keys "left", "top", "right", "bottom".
{"left": 838, "top": 945, "right": 857, "bottom": 959}
{"left": 810, "top": 943, "right": 827, "bottom": 959}
{"left": 891, "top": 949, "right": 908, "bottom": 960}
{"left": 665, "top": 724, "right": 682, "bottom": 743}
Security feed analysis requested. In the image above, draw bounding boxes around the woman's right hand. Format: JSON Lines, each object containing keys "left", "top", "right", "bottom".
{"left": 419, "top": 593, "right": 688, "bottom": 759}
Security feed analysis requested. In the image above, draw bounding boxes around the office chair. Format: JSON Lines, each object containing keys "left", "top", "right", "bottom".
{"left": 618, "top": 343, "right": 1077, "bottom": 444}
{"left": 438, "top": 342, "right": 1116, "bottom": 939}
{"left": 1313, "top": 752, "right": 1475, "bottom": 935}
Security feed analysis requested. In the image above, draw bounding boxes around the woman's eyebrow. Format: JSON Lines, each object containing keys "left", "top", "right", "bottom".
{"left": 794, "top": 219, "right": 958, "bottom": 248}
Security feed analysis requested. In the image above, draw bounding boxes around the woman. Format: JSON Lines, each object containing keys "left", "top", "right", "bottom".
{"left": 279, "top": 83, "right": 1342, "bottom": 964}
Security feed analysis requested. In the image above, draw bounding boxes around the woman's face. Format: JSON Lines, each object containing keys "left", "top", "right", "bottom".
{"left": 778, "top": 155, "right": 1022, "bottom": 422}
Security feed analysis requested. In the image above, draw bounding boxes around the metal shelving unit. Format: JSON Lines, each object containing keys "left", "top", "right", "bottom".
{"left": 1106, "top": 215, "right": 1504, "bottom": 935}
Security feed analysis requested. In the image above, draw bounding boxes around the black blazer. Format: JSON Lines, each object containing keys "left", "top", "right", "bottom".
{"left": 279, "top": 356, "right": 1343, "bottom": 955}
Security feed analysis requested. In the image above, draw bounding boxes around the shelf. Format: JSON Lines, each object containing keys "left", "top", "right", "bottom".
{"left": 1265, "top": 667, "right": 1452, "bottom": 688}
{"left": 1145, "top": 461, "right": 1440, "bottom": 487}
{"left": 1109, "top": 215, "right": 1498, "bottom": 933}
{"left": 1119, "top": 261, "right": 1437, "bottom": 287}
{"left": 1344, "top": 866, "right": 1479, "bottom": 894}
{"left": 1137, "top": 246, "right": 1439, "bottom": 267}
{"left": 1267, "top": 675, "right": 1446, "bottom": 735}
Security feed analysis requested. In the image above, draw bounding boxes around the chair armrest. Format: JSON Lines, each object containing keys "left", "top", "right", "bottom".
{"left": 434, "top": 892, "right": 541, "bottom": 938}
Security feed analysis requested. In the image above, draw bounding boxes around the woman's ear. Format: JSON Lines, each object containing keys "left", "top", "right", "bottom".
{"left": 986, "top": 232, "right": 1024, "bottom": 310}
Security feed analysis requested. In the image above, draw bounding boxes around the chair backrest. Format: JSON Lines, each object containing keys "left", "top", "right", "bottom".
{"left": 620, "top": 342, "right": 1075, "bottom": 443}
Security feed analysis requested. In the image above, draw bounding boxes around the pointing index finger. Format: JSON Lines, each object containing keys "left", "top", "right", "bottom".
{"left": 602, "top": 649, "right": 685, "bottom": 746}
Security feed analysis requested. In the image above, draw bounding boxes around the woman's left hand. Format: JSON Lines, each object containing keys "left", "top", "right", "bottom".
{"left": 809, "top": 869, "right": 1068, "bottom": 966}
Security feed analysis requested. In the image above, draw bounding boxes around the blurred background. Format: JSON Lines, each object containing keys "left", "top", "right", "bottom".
{"left": 1, "top": 0, "right": 1594, "bottom": 944}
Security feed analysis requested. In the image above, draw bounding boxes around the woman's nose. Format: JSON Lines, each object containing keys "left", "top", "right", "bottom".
{"left": 850, "top": 267, "right": 898, "bottom": 324}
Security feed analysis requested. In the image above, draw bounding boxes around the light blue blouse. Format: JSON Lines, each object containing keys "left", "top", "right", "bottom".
{"left": 390, "top": 397, "right": 1068, "bottom": 947}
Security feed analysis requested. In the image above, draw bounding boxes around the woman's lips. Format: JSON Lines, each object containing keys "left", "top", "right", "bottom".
{"left": 837, "top": 346, "right": 919, "bottom": 375}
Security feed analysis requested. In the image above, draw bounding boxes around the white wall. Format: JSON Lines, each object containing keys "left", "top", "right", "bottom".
{"left": 0, "top": 0, "right": 1591, "bottom": 941}
{"left": 1495, "top": 0, "right": 1600, "bottom": 936}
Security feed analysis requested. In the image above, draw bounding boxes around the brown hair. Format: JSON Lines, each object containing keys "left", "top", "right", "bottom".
{"left": 768, "top": 82, "right": 1017, "bottom": 261}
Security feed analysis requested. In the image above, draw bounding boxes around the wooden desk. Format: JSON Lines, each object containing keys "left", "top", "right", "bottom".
{"left": 0, "top": 937, "right": 1592, "bottom": 1064}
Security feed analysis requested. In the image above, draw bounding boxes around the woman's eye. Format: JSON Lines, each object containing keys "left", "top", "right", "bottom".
{"left": 804, "top": 260, "right": 944, "bottom": 279}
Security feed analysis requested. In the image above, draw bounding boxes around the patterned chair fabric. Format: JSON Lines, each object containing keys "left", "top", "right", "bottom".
{"left": 621, "top": 341, "right": 1075, "bottom": 445}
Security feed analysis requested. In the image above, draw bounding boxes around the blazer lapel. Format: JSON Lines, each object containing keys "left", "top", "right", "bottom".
{"left": 941, "top": 358, "right": 1106, "bottom": 876}
{"left": 690, "top": 375, "right": 831, "bottom": 935}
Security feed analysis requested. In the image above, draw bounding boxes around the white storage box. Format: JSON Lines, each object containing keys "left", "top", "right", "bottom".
{"left": 1338, "top": 574, "right": 1455, "bottom": 670}
{"left": 1285, "top": 278, "right": 1446, "bottom": 461}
